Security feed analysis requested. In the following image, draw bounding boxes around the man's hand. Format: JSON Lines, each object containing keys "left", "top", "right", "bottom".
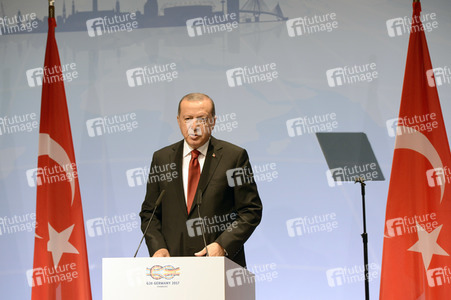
{"left": 194, "top": 242, "right": 225, "bottom": 257}
{"left": 152, "top": 248, "right": 170, "bottom": 257}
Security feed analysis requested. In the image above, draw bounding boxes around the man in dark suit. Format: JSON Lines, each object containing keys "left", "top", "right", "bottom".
{"left": 139, "top": 93, "right": 262, "bottom": 267}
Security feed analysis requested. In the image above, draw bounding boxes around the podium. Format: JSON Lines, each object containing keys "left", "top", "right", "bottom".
{"left": 102, "top": 257, "right": 255, "bottom": 300}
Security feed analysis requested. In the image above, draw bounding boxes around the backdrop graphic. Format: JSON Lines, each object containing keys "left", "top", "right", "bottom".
{"left": 0, "top": 0, "right": 450, "bottom": 299}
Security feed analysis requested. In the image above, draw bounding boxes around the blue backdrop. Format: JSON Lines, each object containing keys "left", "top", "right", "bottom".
{"left": 0, "top": 0, "right": 450, "bottom": 299}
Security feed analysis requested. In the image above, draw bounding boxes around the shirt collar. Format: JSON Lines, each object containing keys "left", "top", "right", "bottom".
{"left": 183, "top": 139, "right": 210, "bottom": 158}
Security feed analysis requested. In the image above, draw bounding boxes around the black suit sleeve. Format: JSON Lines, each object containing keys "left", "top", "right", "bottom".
{"left": 215, "top": 149, "right": 263, "bottom": 259}
{"left": 139, "top": 152, "right": 167, "bottom": 256}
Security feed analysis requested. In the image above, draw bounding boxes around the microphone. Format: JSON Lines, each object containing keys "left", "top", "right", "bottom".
{"left": 196, "top": 191, "right": 209, "bottom": 257}
{"left": 134, "top": 189, "right": 165, "bottom": 258}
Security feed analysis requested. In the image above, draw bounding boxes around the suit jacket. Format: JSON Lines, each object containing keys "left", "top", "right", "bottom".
{"left": 140, "top": 137, "right": 262, "bottom": 267}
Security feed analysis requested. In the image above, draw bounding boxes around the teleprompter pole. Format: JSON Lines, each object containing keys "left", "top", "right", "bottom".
{"left": 355, "top": 177, "right": 370, "bottom": 300}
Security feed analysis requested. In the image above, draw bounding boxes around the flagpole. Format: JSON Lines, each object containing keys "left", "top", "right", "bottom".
{"left": 49, "top": 0, "right": 55, "bottom": 18}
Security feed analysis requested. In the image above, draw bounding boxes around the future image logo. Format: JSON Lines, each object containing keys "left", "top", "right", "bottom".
{"left": 385, "top": 213, "right": 438, "bottom": 238}
{"left": 25, "top": 63, "right": 79, "bottom": 87}
{"left": 386, "top": 13, "right": 438, "bottom": 37}
{"left": 0, "top": 113, "right": 38, "bottom": 136}
{"left": 186, "top": 13, "right": 238, "bottom": 37}
{"left": 426, "top": 167, "right": 450, "bottom": 187}
{"left": 326, "top": 264, "right": 379, "bottom": 287}
{"left": 286, "top": 113, "right": 338, "bottom": 137}
{"left": 427, "top": 267, "right": 451, "bottom": 287}
{"left": 226, "top": 268, "right": 254, "bottom": 287}
{"left": 286, "top": 13, "right": 338, "bottom": 37}
{"left": 426, "top": 67, "right": 451, "bottom": 87}
{"left": 226, "top": 167, "right": 254, "bottom": 187}
{"left": 0, "top": 13, "right": 38, "bottom": 35}
{"left": 286, "top": 213, "right": 338, "bottom": 237}
{"left": 126, "top": 163, "right": 178, "bottom": 187}
{"left": 86, "top": 13, "right": 138, "bottom": 37}
{"left": 86, "top": 213, "right": 139, "bottom": 237}
{"left": 326, "top": 63, "right": 378, "bottom": 87}
{"left": 86, "top": 113, "right": 138, "bottom": 137}
{"left": 126, "top": 64, "right": 178, "bottom": 87}
{"left": 325, "top": 164, "right": 379, "bottom": 187}
{"left": 226, "top": 63, "right": 278, "bottom": 87}
{"left": 186, "top": 213, "right": 237, "bottom": 237}
{"left": 385, "top": 114, "right": 438, "bottom": 138}
{"left": 26, "top": 164, "right": 78, "bottom": 188}
{"left": 26, "top": 263, "right": 79, "bottom": 287}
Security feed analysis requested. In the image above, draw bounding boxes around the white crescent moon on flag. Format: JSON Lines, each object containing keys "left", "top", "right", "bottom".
{"left": 395, "top": 126, "right": 445, "bottom": 204}
{"left": 38, "top": 133, "right": 76, "bottom": 206}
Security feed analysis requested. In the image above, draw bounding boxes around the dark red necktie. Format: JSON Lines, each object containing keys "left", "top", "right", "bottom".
{"left": 187, "top": 149, "right": 200, "bottom": 213}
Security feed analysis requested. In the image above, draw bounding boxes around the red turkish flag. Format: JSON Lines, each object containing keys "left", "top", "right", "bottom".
{"left": 31, "top": 16, "right": 92, "bottom": 299}
{"left": 380, "top": 2, "right": 451, "bottom": 299}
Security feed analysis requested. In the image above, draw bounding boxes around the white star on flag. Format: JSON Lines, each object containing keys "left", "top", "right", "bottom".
{"left": 47, "top": 223, "right": 79, "bottom": 268}
{"left": 408, "top": 223, "right": 449, "bottom": 270}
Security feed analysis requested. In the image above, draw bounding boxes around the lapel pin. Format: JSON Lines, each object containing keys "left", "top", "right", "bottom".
{"left": 212, "top": 153, "right": 216, "bottom": 157}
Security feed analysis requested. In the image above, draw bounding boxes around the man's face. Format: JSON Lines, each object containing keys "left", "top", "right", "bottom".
{"left": 177, "top": 98, "right": 216, "bottom": 149}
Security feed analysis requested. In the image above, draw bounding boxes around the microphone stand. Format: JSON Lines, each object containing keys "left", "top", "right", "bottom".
{"left": 197, "top": 192, "right": 210, "bottom": 257}
{"left": 355, "top": 177, "right": 369, "bottom": 300}
{"left": 134, "top": 190, "right": 165, "bottom": 257}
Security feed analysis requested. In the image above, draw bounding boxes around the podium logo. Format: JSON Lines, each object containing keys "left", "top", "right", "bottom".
{"left": 86, "top": 13, "right": 138, "bottom": 37}
{"left": 146, "top": 265, "right": 180, "bottom": 280}
{"left": 226, "top": 63, "right": 278, "bottom": 87}
{"left": 286, "top": 13, "right": 338, "bottom": 37}
{"left": 286, "top": 113, "right": 338, "bottom": 137}
{"left": 226, "top": 167, "right": 254, "bottom": 187}
{"left": 186, "top": 13, "right": 238, "bottom": 37}
{"left": 226, "top": 268, "right": 254, "bottom": 287}
{"left": 427, "top": 267, "right": 451, "bottom": 287}
{"left": 326, "top": 63, "right": 377, "bottom": 87}
{"left": 386, "top": 13, "right": 438, "bottom": 38}
{"left": 426, "top": 67, "right": 451, "bottom": 87}
{"left": 326, "top": 264, "right": 379, "bottom": 287}
{"left": 426, "top": 167, "right": 450, "bottom": 187}
{"left": 286, "top": 213, "right": 338, "bottom": 237}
